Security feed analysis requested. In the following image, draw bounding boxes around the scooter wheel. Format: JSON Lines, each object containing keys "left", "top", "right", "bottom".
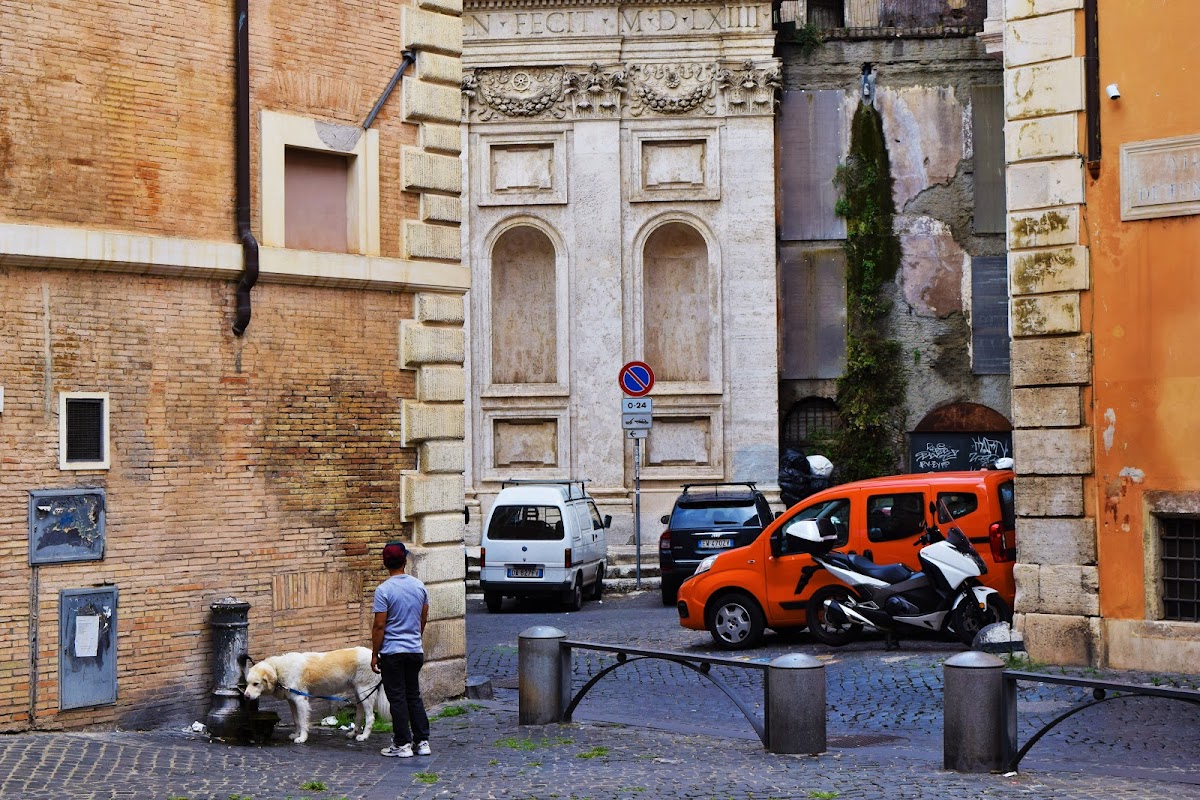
{"left": 807, "top": 584, "right": 863, "bottom": 647}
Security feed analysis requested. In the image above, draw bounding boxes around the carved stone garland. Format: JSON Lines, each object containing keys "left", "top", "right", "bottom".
{"left": 463, "top": 61, "right": 778, "bottom": 120}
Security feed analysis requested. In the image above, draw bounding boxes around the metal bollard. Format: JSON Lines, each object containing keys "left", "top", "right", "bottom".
{"left": 518, "top": 626, "right": 569, "bottom": 725}
{"left": 943, "top": 651, "right": 1006, "bottom": 772}
{"left": 766, "top": 653, "right": 826, "bottom": 754}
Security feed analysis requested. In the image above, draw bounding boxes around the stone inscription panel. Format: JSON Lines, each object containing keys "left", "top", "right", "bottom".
{"left": 1121, "top": 135, "right": 1200, "bottom": 221}
{"left": 494, "top": 419, "right": 558, "bottom": 468}
{"left": 643, "top": 140, "right": 706, "bottom": 189}
{"left": 492, "top": 144, "right": 554, "bottom": 192}
{"left": 464, "top": 4, "right": 771, "bottom": 39}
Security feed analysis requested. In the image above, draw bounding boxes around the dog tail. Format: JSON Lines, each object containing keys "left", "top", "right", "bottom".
{"left": 373, "top": 682, "right": 391, "bottom": 722}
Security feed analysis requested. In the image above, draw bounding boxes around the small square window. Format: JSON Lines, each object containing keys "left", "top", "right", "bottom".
{"left": 285, "top": 147, "right": 352, "bottom": 253}
{"left": 59, "top": 393, "right": 109, "bottom": 470}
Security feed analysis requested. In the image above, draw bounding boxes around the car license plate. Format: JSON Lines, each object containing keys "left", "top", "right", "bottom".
{"left": 507, "top": 567, "right": 543, "bottom": 578}
{"left": 698, "top": 538, "right": 732, "bottom": 549}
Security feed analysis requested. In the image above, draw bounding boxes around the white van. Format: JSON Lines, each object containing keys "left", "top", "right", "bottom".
{"left": 480, "top": 480, "right": 611, "bottom": 613}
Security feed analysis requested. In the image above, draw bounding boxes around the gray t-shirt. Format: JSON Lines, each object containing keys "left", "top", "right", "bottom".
{"left": 372, "top": 574, "right": 429, "bottom": 655}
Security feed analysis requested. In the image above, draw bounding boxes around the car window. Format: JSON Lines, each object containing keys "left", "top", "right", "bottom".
{"left": 487, "top": 505, "right": 564, "bottom": 540}
{"left": 587, "top": 501, "right": 605, "bottom": 530}
{"left": 867, "top": 493, "right": 925, "bottom": 542}
{"left": 937, "top": 492, "right": 979, "bottom": 521}
{"left": 780, "top": 498, "right": 850, "bottom": 554}
{"left": 671, "top": 503, "right": 759, "bottom": 528}
{"left": 998, "top": 480, "right": 1016, "bottom": 530}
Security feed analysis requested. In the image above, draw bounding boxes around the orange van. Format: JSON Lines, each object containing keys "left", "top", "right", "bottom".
{"left": 675, "top": 469, "right": 1016, "bottom": 649}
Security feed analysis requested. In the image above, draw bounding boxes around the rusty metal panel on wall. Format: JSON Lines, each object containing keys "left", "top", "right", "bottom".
{"left": 781, "top": 247, "right": 847, "bottom": 379}
{"left": 779, "top": 90, "right": 847, "bottom": 242}
{"left": 972, "top": 85, "right": 1006, "bottom": 234}
{"left": 60, "top": 587, "right": 118, "bottom": 709}
{"left": 28, "top": 489, "right": 106, "bottom": 565}
{"left": 971, "top": 255, "right": 1010, "bottom": 374}
{"left": 879, "top": 0, "right": 985, "bottom": 29}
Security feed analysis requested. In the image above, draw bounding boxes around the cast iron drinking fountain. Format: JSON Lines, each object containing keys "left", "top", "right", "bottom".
{"left": 206, "top": 597, "right": 278, "bottom": 743}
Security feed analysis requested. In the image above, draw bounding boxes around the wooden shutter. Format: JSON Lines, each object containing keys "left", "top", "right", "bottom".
{"left": 781, "top": 247, "right": 847, "bottom": 379}
{"left": 778, "top": 90, "right": 847, "bottom": 242}
{"left": 971, "top": 255, "right": 1009, "bottom": 374}
{"left": 972, "top": 85, "right": 1006, "bottom": 234}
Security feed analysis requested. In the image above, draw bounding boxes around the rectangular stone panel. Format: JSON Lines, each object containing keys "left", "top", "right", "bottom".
{"left": 1010, "top": 334, "right": 1091, "bottom": 386}
{"left": 1017, "top": 517, "right": 1097, "bottom": 565}
{"left": 493, "top": 419, "right": 558, "bottom": 468}
{"left": 1005, "top": 59, "right": 1084, "bottom": 122}
{"left": 1004, "top": 11, "right": 1075, "bottom": 67}
{"left": 1120, "top": 135, "right": 1200, "bottom": 221}
{"left": 400, "top": 473, "right": 466, "bottom": 518}
{"left": 1015, "top": 475, "right": 1085, "bottom": 517}
{"left": 645, "top": 416, "right": 712, "bottom": 467}
{"left": 491, "top": 144, "right": 554, "bottom": 191}
{"left": 1012, "top": 292, "right": 1081, "bottom": 337}
{"left": 1007, "top": 159, "right": 1084, "bottom": 211}
{"left": 642, "top": 140, "right": 706, "bottom": 189}
{"left": 1006, "top": 114, "right": 1078, "bottom": 163}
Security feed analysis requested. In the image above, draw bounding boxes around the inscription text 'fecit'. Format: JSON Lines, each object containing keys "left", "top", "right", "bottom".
{"left": 464, "top": 5, "right": 770, "bottom": 39}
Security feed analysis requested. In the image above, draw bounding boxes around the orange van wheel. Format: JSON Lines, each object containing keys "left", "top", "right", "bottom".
{"left": 706, "top": 591, "right": 765, "bottom": 650}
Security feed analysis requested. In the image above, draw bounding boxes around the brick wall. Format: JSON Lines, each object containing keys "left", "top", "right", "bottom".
{"left": 1, "top": 0, "right": 421, "bottom": 256}
{"left": 0, "top": 269, "right": 425, "bottom": 730}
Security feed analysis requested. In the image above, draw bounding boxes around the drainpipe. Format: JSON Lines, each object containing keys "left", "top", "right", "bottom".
{"left": 232, "top": 0, "right": 259, "bottom": 337}
{"left": 1084, "top": 0, "right": 1101, "bottom": 178}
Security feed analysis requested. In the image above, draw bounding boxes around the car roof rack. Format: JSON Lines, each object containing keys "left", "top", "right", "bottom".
{"left": 681, "top": 481, "right": 757, "bottom": 493}
{"left": 500, "top": 478, "right": 589, "bottom": 500}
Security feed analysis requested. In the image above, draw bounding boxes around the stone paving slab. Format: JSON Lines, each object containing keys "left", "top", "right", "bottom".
{"left": 1, "top": 590, "right": 1198, "bottom": 800}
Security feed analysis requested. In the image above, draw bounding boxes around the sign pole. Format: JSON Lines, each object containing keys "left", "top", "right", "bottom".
{"left": 634, "top": 436, "right": 642, "bottom": 589}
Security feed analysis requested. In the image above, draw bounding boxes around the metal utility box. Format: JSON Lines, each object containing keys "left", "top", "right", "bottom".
{"left": 59, "top": 588, "right": 118, "bottom": 710}
{"left": 29, "top": 489, "right": 106, "bottom": 565}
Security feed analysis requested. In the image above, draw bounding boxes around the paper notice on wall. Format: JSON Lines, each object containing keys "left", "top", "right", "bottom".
{"left": 75, "top": 616, "right": 100, "bottom": 658}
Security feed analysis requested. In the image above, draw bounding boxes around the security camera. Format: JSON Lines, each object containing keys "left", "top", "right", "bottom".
{"left": 1106, "top": 83, "right": 1121, "bottom": 100}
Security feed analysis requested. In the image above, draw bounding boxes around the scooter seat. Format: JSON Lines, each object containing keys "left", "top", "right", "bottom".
{"left": 842, "top": 553, "right": 914, "bottom": 584}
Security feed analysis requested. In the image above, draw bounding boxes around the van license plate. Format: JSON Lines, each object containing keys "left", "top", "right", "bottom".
{"left": 508, "top": 567, "right": 543, "bottom": 578}
{"left": 698, "top": 538, "right": 732, "bottom": 549}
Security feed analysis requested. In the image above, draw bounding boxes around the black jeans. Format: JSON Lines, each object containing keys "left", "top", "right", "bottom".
{"left": 378, "top": 652, "right": 430, "bottom": 746}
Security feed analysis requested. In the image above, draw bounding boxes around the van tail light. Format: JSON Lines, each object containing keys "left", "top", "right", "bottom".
{"left": 565, "top": 548, "right": 572, "bottom": 569}
{"left": 989, "top": 522, "right": 1016, "bottom": 563}
{"left": 480, "top": 547, "right": 486, "bottom": 569}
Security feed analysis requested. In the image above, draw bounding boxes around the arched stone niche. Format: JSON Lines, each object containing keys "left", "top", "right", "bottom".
{"left": 642, "top": 220, "right": 712, "bottom": 383}
{"left": 490, "top": 224, "right": 557, "bottom": 385}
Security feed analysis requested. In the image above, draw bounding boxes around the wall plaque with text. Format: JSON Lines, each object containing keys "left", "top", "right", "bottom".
{"left": 1121, "top": 134, "right": 1200, "bottom": 221}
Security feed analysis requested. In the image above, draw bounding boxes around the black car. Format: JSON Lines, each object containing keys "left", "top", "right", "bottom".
{"left": 657, "top": 482, "right": 776, "bottom": 605}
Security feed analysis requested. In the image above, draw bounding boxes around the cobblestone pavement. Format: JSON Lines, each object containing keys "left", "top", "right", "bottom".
{"left": 1, "top": 590, "right": 1198, "bottom": 800}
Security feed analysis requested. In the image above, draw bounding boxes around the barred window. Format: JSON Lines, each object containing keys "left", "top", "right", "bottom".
{"left": 1161, "top": 516, "right": 1200, "bottom": 622}
{"left": 782, "top": 397, "right": 841, "bottom": 452}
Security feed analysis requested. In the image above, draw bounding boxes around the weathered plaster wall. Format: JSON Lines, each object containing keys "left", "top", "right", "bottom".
{"left": 779, "top": 36, "right": 1009, "bottom": 454}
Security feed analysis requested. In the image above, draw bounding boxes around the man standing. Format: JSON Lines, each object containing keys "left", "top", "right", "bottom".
{"left": 371, "top": 541, "right": 432, "bottom": 757}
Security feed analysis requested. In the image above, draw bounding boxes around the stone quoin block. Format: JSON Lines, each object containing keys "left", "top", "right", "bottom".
{"left": 1015, "top": 475, "right": 1085, "bottom": 517}
{"left": 421, "top": 194, "right": 463, "bottom": 224}
{"left": 418, "top": 365, "right": 466, "bottom": 403}
{"left": 1007, "top": 158, "right": 1085, "bottom": 211}
{"left": 417, "top": 292, "right": 466, "bottom": 324}
{"left": 409, "top": 541, "right": 468, "bottom": 583}
{"left": 1012, "top": 292, "right": 1082, "bottom": 336}
{"left": 1010, "top": 246, "right": 1090, "bottom": 295}
{"left": 423, "top": 618, "right": 467, "bottom": 660}
{"left": 403, "top": 77, "right": 464, "bottom": 125}
{"left": 1012, "top": 386, "right": 1082, "bottom": 428}
{"left": 420, "top": 123, "right": 463, "bottom": 156}
{"left": 399, "top": 320, "right": 465, "bottom": 368}
{"left": 405, "top": 221, "right": 462, "bottom": 261}
{"left": 414, "top": 51, "right": 464, "bottom": 86}
{"left": 1016, "top": 612, "right": 1102, "bottom": 667}
{"left": 403, "top": 147, "right": 463, "bottom": 195}
{"left": 1005, "top": 0, "right": 1082, "bottom": 23}
{"left": 1006, "top": 114, "right": 1079, "bottom": 163}
{"left": 420, "top": 0, "right": 464, "bottom": 17}
{"left": 401, "top": 400, "right": 466, "bottom": 444}
{"left": 1015, "top": 517, "right": 1097, "bottom": 566}
{"left": 1013, "top": 427, "right": 1094, "bottom": 475}
{"left": 401, "top": 473, "right": 467, "bottom": 520}
{"left": 416, "top": 511, "right": 466, "bottom": 544}
{"left": 418, "top": 440, "right": 466, "bottom": 474}
{"left": 1011, "top": 333, "right": 1091, "bottom": 386}
{"left": 426, "top": 581, "right": 467, "bottom": 620}
{"left": 1008, "top": 206, "right": 1079, "bottom": 249}
{"left": 1004, "top": 11, "right": 1076, "bottom": 68}
{"left": 401, "top": 7, "right": 463, "bottom": 56}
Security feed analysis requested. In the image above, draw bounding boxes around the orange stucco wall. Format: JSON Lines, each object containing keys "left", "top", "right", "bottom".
{"left": 1089, "top": 0, "right": 1200, "bottom": 618}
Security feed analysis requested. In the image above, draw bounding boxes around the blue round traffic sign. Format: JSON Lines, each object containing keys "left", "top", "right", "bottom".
{"left": 619, "top": 361, "right": 654, "bottom": 397}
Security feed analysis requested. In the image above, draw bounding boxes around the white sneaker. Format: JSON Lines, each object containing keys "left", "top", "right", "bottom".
{"left": 381, "top": 743, "right": 414, "bottom": 758}
{"left": 416, "top": 740, "right": 432, "bottom": 756}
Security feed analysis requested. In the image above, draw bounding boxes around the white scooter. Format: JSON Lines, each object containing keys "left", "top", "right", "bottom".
{"left": 792, "top": 500, "right": 1010, "bottom": 648}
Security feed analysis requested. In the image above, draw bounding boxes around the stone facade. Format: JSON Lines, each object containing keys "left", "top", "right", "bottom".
{"left": 461, "top": 1, "right": 781, "bottom": 542}
{"left": 0, "top": 0, "right": 466, "bottom": 730}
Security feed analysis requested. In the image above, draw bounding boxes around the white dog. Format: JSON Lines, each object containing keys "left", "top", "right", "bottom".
{"left": 243, "top": 646, "right": 390, "bottom": 744}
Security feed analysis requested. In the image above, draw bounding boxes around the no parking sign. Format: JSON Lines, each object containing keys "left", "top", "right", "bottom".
{"left": 619, "top": 361, "right": 654, "bottom": 397}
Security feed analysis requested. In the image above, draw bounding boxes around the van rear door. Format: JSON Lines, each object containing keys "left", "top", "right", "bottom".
{"left": 486, "top": 503, "right": 568, "bottom": 578}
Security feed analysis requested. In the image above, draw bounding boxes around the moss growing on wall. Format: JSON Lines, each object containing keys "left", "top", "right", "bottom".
{"left": 828, "top": 101, "right": 906, "bottom": 482}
